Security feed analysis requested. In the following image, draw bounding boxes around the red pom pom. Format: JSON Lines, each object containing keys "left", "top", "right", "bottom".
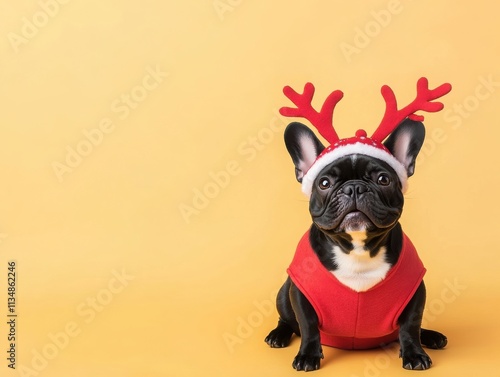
{"left": 355, "top": 129, "right": 367, "bottom": 138}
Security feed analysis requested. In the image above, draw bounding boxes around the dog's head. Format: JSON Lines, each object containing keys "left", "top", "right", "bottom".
{"left": 284, "top": 120, "right": 425, "bottom": 235}
{"left": 280, "top": 79, "right": 451, "bottom": 237}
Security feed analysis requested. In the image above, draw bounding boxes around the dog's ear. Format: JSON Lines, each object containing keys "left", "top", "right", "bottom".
{"left": 384, "top": 119, "right": 425, "bottom": 178}
{"left": 284, "top": 122, "right": 325, "bottom": 183}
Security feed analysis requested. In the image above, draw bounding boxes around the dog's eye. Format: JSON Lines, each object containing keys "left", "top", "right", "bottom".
{"left": 318, "top": 178, "right": 331, "bottom": 190}
{"left": 377, "top": 174, "right": 391, "bottom": 186}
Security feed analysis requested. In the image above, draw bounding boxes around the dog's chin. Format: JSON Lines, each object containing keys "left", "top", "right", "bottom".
{"left": 337, "top": 211, "right": 374, "bottom": 233}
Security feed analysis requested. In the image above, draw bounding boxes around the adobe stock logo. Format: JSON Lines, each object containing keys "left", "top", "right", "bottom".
{"left": 222, "top": 273, "right": 289, "bottom": 354}
{"left": 417, "top": 74, "right": 499, "bottom": 166}
{"left": 213, "top": 0, "right": 243, "bottom": 21}
{"left": 7, "top": 0, "right": 71, "bottom": 53}
{"left": 17, "top": 268, "right": 134, "bottom": 377}
{"left": 340, "top": 0, "right": 404, "bottom": 63}
{"left": 178, "top": 111, "right": 287, "bottom": 224}
{"left": 51, "top": 65, "right": 169, "bottom": 182}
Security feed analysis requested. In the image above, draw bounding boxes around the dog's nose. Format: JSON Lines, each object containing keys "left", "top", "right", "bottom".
{"left": 341, "top": 183, "right": 368, "bottom": 197}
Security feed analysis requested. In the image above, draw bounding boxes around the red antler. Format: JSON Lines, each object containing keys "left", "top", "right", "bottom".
{"left": 279, "top": 82, "right": 343, "bottom": 144}
{"left": 372, "top": 77, "right": 452, "bottom": 142}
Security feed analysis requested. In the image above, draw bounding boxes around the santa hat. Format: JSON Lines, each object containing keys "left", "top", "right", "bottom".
{"left": 279, "top": 77, "right": 452, "bottom": 196}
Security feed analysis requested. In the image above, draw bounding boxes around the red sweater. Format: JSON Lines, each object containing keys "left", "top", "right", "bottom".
{"left": 287, "top": 230, "right": 425, "bottom": 350}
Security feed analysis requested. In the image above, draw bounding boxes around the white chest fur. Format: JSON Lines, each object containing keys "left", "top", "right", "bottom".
{"left": 331, "top": 231, "right": 392, "bottom": 292}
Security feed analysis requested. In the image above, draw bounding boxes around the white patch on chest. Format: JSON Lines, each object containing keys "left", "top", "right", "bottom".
{"left": 331, "top": 231, "right": 392, "bottom": 292}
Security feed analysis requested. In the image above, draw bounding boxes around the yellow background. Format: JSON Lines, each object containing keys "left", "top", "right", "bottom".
{"left": 0, "top": 1, "right": 499, "bottom": 376}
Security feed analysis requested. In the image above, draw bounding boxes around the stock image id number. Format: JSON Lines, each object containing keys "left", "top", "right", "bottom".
{"left": 8, "top": 261, "right": 16, "bottom": 313}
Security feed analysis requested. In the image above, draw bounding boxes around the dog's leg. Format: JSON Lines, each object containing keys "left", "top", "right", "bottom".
{"left": 265, "top": 278, "right": 298, "bottom": 348}
{"left": 398, "top": 281, "right": 432, "bottom": 370}
{"left": 289, "top": 283, "right": 323, "bottom": 371}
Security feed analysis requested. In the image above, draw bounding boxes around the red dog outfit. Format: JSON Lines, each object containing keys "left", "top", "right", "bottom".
{"left": 287, "top": 230, "right": 426, "bottom": 350}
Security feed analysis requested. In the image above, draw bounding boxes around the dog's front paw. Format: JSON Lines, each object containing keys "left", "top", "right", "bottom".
{"left": 265, "top": 328, "right": 292, "bottom": 348}
{"left": 401, "top": 349, "right": 432, "bottom": 370}
{"left": 292, "top": 352, "right": 323, "bottom": 372}
{"left": 420, "top": 329, "right": 447, "bottom": 349}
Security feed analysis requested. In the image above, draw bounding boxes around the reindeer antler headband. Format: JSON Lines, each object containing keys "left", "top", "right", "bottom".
{"left": 280, "top": 77, "right": 452, "bottom": 195}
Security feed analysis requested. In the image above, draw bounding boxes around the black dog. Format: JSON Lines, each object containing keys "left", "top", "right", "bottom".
{"left": 265, "top": 119, "right": 448, "bottom": 371}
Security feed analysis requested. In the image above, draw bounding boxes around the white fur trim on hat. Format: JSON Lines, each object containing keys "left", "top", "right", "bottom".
{"left": 301, "top": 143, "right": 408, "bottom": 197}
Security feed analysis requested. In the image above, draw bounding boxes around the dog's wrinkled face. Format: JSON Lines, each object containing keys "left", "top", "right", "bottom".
{"left": 284, "top": 120, "right": 426, "bottom": 238}
{"left": 309, "top": 155, "right": 403, "bottom": 234}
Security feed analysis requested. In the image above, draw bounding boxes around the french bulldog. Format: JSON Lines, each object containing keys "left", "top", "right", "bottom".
{"left": 265, "top": 119, "right": 448, "bottom": 371}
